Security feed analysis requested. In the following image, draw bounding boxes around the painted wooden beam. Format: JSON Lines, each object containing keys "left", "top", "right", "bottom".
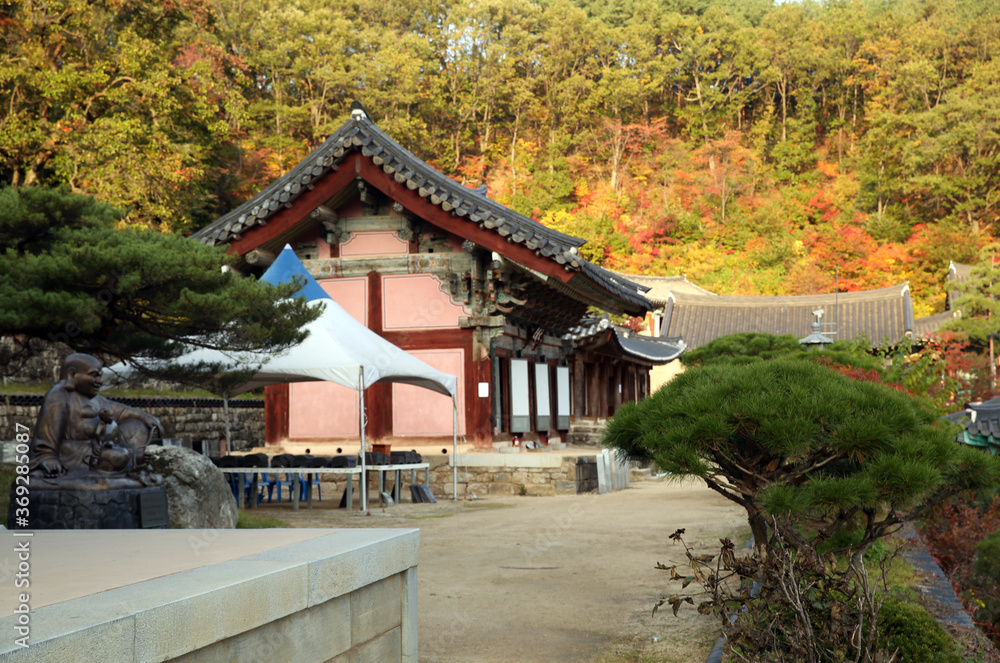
{"left": 245, "top": 248, "right": 276, "bottom": 266}
{"left": 228, "top": 165, "right": 359, "bottom": 256}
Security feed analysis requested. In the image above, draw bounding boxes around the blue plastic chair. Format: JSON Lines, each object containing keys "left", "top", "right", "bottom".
{"left": 257, "top": 473, "right": 277, "bottom": 503}
{"left": 268, "top": 472, "right": 322, "bottom": 503}
{"left": 230, "top": 473, "right": 264, "bottom": 506}
{"left": 275, "top": 474, "right": 297, "bottom": 503}
{"left": 298, "top": 474, "right": 322, "bottom": 502}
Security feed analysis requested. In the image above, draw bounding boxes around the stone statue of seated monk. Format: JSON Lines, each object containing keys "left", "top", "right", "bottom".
{"left": 29, "top": 353, "right": 164, "bottom": 490}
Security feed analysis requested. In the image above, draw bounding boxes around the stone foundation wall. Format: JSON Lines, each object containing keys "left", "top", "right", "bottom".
{"left": 428, "top": 454, "right": 589, "bottom": 500}
{"left": 0, "top": 338, "right": 73, "bottom": 384}
{"left": 576, "top": 456, "right": 599, "bottom": 492}
{"left": 307, "top": 455, "right": 598, "bottom": 505}
{"left": 232, "top": 453, "right": 636, "bottom": 507}
{"left": 0, "top": 394, "right": 265, "bottom": 452}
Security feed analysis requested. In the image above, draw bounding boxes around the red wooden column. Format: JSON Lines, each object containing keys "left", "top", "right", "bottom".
{"left": 572, "top": 356, "right": 586, "bottom": 421}
{"left": 470, "top": 337, "right": 492, "bottom": 444}
{"left": 264, "top": 384, "right": 289, "bottom": 445}
{"left": 597, "top": 362, "right": 609, "bottom": 418}
{"left": 501, "top": 355, "right": 512, "bottom": 433}
{"left": 365, "top": 270, "right": 392, "bottom": 441}
{"left": 587, "top": 361, "right": 600, "bottom": 418}
{"left": 613, "top": 363, "right": 623, "bottom": 413}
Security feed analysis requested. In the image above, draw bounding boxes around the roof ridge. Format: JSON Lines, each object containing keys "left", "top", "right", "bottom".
{"left": 192, "top": 106, "right": 653, "bottom": 315}
{"left": 670, "top": 284, "right": 910, "bottom": 306}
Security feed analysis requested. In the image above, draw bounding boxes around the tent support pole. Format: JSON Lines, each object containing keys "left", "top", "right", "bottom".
{"left": 360, "top": 371, "right": 367, "bottom": 513}
{"left": 453, "top": 396, "right": 458, "bottom": 502}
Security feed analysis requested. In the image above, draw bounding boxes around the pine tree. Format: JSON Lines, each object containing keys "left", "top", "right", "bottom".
{"left": 946, "top": 244, "right": 1000, "bottom": 391}
{"left": 604, "top": 359, "right": 998, "bottom": 560}
{"left": 0, "top": 186, "right": 318, "bottom": 376}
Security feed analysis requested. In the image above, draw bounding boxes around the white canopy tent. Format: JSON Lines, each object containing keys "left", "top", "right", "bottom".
{"left": 103, "top": 252, "right": 461, "bottom": 508}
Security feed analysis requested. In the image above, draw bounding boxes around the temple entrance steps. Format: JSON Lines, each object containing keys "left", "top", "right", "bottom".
{"left": 567, "top": 419, "right": 608, "bottom": 447}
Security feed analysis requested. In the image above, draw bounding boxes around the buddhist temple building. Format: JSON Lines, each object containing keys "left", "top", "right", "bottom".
{"left": 193, "top": 103, "right": 681, "bottom": 446}
{"left": 656, "top": 284, "right": 916, "bottom": 349}
{"left": 617, "top": 276, "right": 920, "bottom": 390}
{"left": 914, "top": 261, "right": 970, "bottom": 337}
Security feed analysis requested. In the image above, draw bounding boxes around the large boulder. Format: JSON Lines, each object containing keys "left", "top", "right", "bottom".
{"left": 147, "top": 446, "right": 238, "bottom": 529}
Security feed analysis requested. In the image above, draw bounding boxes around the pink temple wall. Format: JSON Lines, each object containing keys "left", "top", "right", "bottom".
{"left": 392, "top": 349, "right": 466, "bottom": 436}
{"left": 340, "top": 231, "right": 409, "bottom": 257}
{"left": 288, "top": 382, "right": 359, "bottom": 438}
{"left": 288, "top": 276, "right": 465, "bottom": 439}
{"left": 318, "top": 278, "right": 367, "bottom": 324}
{"left": 288, "top": 278, "right": 367, "bottom": 439}
{"left": 382, "top": 274, "right": 465, "bottom": 330}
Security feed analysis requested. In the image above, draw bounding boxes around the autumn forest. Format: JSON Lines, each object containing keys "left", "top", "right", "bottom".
{"left": 3, "top": 0, "right": 999, "bottom": 315}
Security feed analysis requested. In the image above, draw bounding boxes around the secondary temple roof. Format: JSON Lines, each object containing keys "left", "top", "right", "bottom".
{"left": 913, "top": 260, "right": 970, "bottom": 337}
{"left": 659, "top": 284, "right": 916, "bottom": 349}
{"left": 193, "top": 103, "right": 652, "bottom": 317}
{"left": 565, "top": 316, "right": 686, "bottom": 364}
{"left": 612, "top": 273, "right": 717, "bottom": 304}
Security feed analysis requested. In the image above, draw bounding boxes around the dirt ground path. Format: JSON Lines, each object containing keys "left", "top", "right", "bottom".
{"left": 251, "top": 478, "right": 749, "bottom": 662}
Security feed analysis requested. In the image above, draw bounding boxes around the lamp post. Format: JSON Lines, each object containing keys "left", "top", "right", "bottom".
{"left": 798, "top": 308, "right": 836, "bottom": 351}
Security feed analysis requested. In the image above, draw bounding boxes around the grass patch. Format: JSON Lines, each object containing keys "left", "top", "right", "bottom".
{"left": 407, "top": 513, "right": 453, "bottom": 520}
{"left": 0, "top": 467, "right": 14, "bottom": 522}
{"left": 0, "top": 383, "right": 263, "bottom": 400}
{"left": 464, "top": 503, "right": 511, "bottom": 510}
{"left": 0, "top": 384, "right": 49, "bottom": 395}
{"left": 885, "top": 553, "right": 919, "bottom": 600}
{"left": 237, "top": 511, "right": 290, "bottom": 528}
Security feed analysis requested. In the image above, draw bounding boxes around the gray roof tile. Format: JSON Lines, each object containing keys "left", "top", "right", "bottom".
{"left": 660, "top": 284, "right": 915, "bottom": 348}
{"left": 565, "top": 317, "right": 685, "bottom": 364}
{"left": 193, "top": 105, "right": 650, "bottom": 315}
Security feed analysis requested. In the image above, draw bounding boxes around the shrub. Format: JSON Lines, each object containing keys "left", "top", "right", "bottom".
{"left": 608, "top": 359, "right": 1000, "bottom": 661}
{"left": 878, "top": 598, "right": 962, "bottom": 663}
{"left": 968, "top": 530, "right": 1000, "bottom": 642}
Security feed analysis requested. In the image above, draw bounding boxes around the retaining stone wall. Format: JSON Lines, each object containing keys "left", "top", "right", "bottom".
{"left": 310, "top": 456, "right": 597, "bottom": 503}
{"left": 0, "top": 394, "right": 264, "bottom": 452}
{"left": 428, "top": 455, "right": 589, "bottom": 499}
{"left": 0, "top": 338, "right": 72, "bottom": 384}
{"left": 576, "top": 456, "right": 599, "bottom": 492}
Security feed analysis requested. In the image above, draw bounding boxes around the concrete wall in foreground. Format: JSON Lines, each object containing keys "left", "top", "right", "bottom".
{"left": 0, "top": 529, "right": 418, "bottom": 662}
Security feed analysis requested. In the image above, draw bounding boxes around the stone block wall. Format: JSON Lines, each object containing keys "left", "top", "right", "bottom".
{"left": 0, "top": 338, "right": 73, "bottom": 385}
{"left": 236, "top": 453, "right": 638, "bottom": 507}
{"left": 310, "top": 455, "right": 595, "bottom": 505}
{"left": 424, "top": 454, "right": 594, "bottom": 500}
{"left": 0, "top": 394, "right": 265, "bottom": 451}
{"left": 576, "top": 456, "right": 599, "bottom": 492}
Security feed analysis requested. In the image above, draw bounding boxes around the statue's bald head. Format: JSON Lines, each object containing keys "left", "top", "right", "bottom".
{"left": 60, "top": 354, "right": 102, "bottom": 380}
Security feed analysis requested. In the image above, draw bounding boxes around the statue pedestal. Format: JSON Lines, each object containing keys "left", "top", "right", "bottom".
{"left": 8, "top": 485, "right": 169, "bottom": 529}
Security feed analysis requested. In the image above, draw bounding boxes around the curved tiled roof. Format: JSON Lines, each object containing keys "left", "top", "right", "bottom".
{"left": 948, "top": 261, "right": 973, "bottom": 311}
{"left": 574, "top": 261, "right": 652, "bottom": 312}
{"left": 564, "top": 317, "right": 685, "bottom": 364}
{"left": 660, "top": 284, "right": 915, "bottom": 349}
{"left": 193, "top": 104, "right": 651, "bottom": 314}
{"left": 914, "top": 310, "right": 960, "bottom": 337}
{"left": 611, "top": 272, "right": 717, "bottom": 304}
